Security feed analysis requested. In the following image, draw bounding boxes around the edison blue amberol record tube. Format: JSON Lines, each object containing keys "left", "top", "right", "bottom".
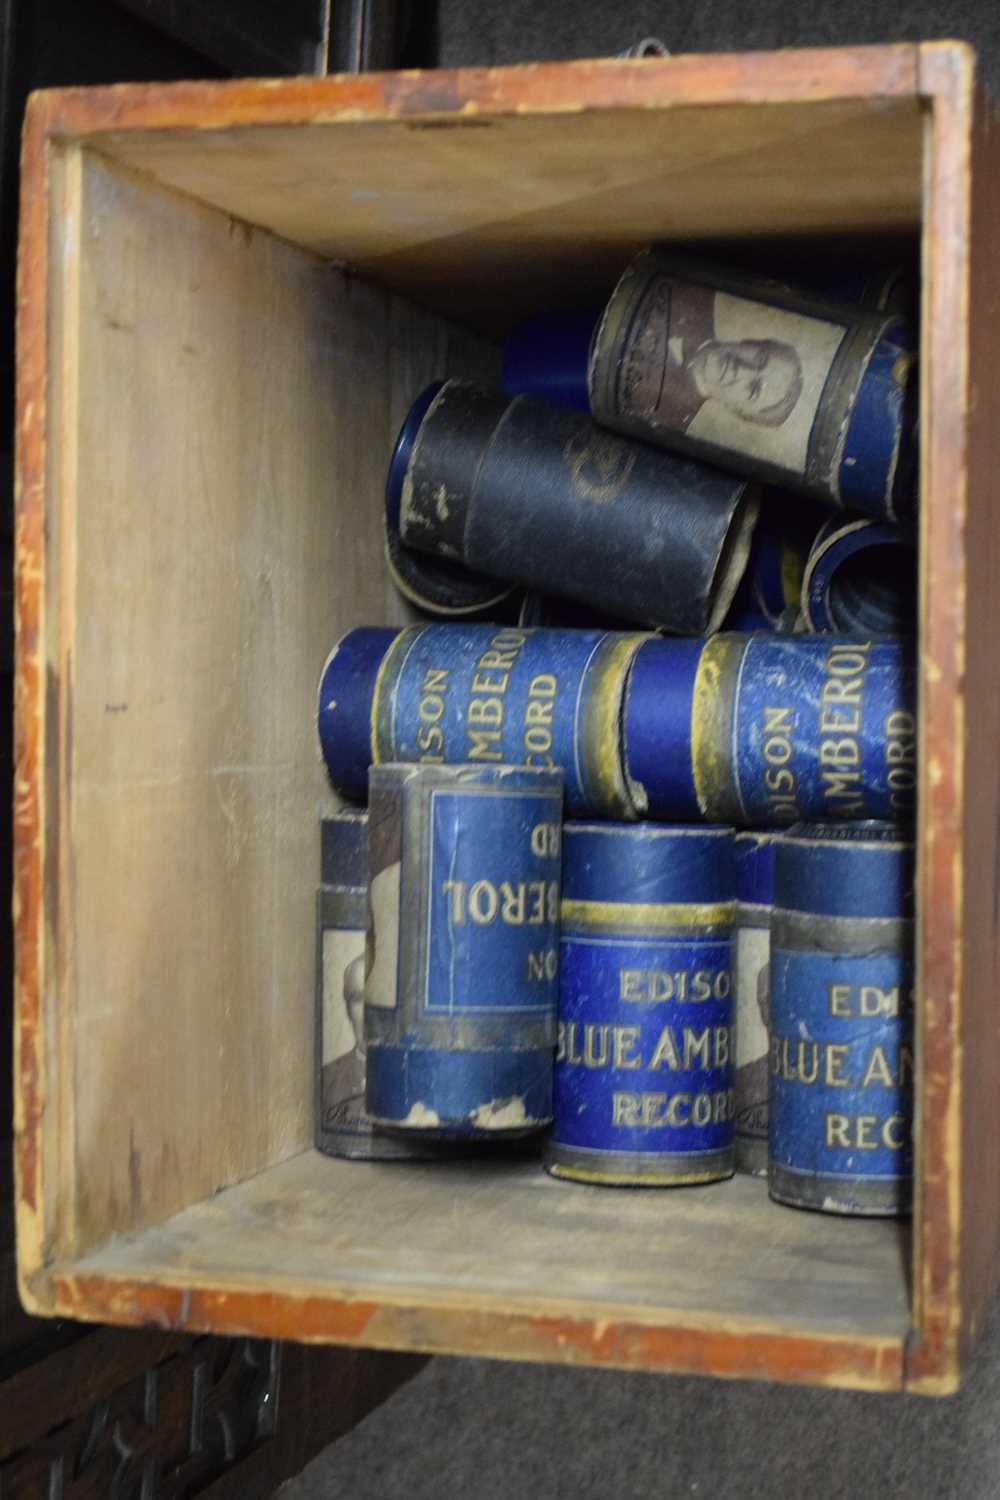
{"left": 588, "top": 248, "right": 917, "bottom": 521}
{"left": 732, "top": 831, "right": 777, "bottom": 1176}
{"left": 364, "top": 763, "right": 562, "bottom": 1137}
{"left": 547, "top": 823, "right": 735, "bottom": 1186}
{"left": 319, "top": 624, "right": 648, "bottom": 817}
{"left": 768, "top": 823, "right": 914, "bottom": 1216}
{"left": 623, "top": 633, "right": 916, "bottom": 826}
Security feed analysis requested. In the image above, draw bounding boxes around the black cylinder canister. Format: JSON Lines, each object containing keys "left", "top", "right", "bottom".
{"left": 394, "top": 380, "right": 758, "bottom": 634}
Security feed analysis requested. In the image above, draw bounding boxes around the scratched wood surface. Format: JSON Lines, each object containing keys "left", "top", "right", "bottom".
{"left": 26, "top": 147, "right": 496, "bottom": 1266}
{"left": 904, "top": 45, "right": 1000, "bottom": 1395}
{"left": 955, "top": 66, "right": 1000, "bottom": 1392}
{"left": 13, "top": 44, "right": 998, "bottom": 1395}
{"left": 54, "top": 1151, "right": 910, "bottom": 1390}
{"left": 64, "top": 1152, "right": 911, "bottom": 1334}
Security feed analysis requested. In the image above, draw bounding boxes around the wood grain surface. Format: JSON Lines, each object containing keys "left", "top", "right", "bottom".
{"left": 50, "top": 1152, "right": 909, "bottom": 1391}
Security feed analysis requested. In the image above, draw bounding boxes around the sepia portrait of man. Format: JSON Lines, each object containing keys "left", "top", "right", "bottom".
{"left": 624, "top": 278, "right": 804, "bottom": 432}
{"left": 618, "top": 275, "right": 846, "bottom": 476}
{"left": 735, "top": 956, "right": 771, "bottom": 1143}
{"left": 322, "top": 947, "right": 368, "bottom": 1131}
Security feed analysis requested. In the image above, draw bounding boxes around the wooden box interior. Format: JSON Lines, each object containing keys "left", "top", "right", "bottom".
{"left": 20, "top": 54, "right": 990, "bottom": 1394}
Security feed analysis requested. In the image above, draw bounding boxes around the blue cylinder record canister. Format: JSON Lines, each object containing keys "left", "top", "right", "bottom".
{"left": 768, "top": 823, "right": 914, "bottom": 1216}
{"left": 623, "top": 633, "right": 916, "bottom": 826}
{"left": 364, "top": 762, "right": 562, "bottom": 1137}
{"left": 547, "top": 823, "right": 736, "bottom": 1186}
{"left": 319, "top": 623, "right": 648, "bottom": 818}
{"left": 801, "top": 517, "right": 916, "bottom": 635}
{"left": 502, "top": 311, "right": 600, "bottom": 412}
{"left": 588, "top": 248, "right": 918, "bottom": 521}
{"left": 733, "top": 831, "right": 777, "bottom": 1176}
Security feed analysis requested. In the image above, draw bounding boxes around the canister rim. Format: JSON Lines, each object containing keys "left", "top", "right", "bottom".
{"left": 385, "top": 380, "right": 445, "bottom": 530}
{"left": 564, "top": 821, "right": 733, "bottom": 838}
{"left": 775, "top": 820, "right": 914, "bottom": 848}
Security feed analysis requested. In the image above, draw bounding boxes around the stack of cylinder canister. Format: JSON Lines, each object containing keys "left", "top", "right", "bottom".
{"left": 315, "top": 244, "right": 918, "bottom": 1219}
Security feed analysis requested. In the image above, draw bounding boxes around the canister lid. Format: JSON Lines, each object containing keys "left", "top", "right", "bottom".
{"left": 773, "top": 820, "right": 914, "bottom": 920}
{"left": 317, "top": 627, "right": 400, "bottom": 800}
{"left": 801, "top": 518, "right": 916, "bottom": 635}
{"left": 384, "top": 516, "right": 516, "bottom": 619}
{"left": 562, "top": 821, "right": 733, "bottom": 906}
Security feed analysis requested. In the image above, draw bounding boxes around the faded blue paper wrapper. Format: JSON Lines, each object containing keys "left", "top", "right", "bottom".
{"left": 364, "top": 762, "right": 562, "bottom": 1137}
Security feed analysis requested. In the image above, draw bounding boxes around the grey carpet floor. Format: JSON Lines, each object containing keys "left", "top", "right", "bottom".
{"left": 281, "top": 1291, "right": 1000, "bottom": 1499}
{"left": 281, "top": 5, "right": 1000, "bottom": 1495}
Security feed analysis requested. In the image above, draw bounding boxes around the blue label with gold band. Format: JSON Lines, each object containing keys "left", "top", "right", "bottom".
{"left": 728, "top": 636, "right": 914, "bottom": 823}
{"left": 372, "top": 624, "right": 645, "bottom": 818}
{"left": 319, "top": 625, "right": 647, "bottom": 817}
{"left": 554, "top": 933, "right": 734, "bottom": 1162}
{"left": 424, "top": 787, "right": 560, "bottom": 1015}
{"left": 624, "top": 633, "right": 916, "bottom": 825}
{"left": 769, "top": 949, "right": 914, "bottom": 1205}
{"left": 548, "top": 822, "right": 735, "bottom": 1186}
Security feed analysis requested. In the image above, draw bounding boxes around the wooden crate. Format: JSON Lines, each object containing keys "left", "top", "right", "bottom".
{"left": 14, "top": 43, "right": 1000, "bottom": 1396}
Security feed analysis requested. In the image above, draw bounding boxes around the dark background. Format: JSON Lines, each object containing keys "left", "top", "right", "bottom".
{"left": 2, "top": 4, "right": 998, "bottom": 1497}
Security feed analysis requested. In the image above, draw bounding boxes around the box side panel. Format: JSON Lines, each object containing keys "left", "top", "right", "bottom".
{"left": 15, "top": 100, "right": 62, "bottom": 1304}
{"left": 42, "top": 149, "right": 495, "bottom": 1259}
{"left": 953, "top": 79, "right": 1000, "bottom": 1374}
{"left": 907, "top": 43, "right": 999, "bottom": 1396}
{"left": 52, "top": 1272, "right": 909, "bottom": 1393}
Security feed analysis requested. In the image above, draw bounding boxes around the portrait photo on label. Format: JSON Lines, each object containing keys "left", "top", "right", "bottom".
{"left": 620, "top": 278, "right": 846, "bottom": 474}
{"left": 734, "top": 928, "right": 770, "bottom": 1132}
{"left": 322, "top": 932, "right": 368, "bottom": 1128}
